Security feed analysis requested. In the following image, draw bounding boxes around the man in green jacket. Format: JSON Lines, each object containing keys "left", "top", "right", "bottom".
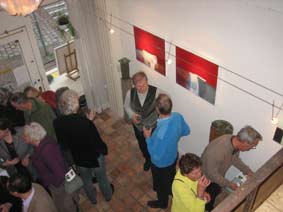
{"left": 172, "top": 153, "right": 211, "bottom": 212}
{"left": 10, "top": 92, "right": 56, "bottom": 140}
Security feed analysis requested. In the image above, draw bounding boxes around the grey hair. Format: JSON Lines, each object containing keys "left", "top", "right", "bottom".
{"left": 59, "top": 89, "right": 79, "bottom": 115}
{"left": 132, "top": 71, "right": 148, "bottom": 85}
{"left": 9, "top": 92, "right": 29, "bottom": 104}
{"left": 23, "top": 122, "right": 47, "bottom": 141}
{"left": 237, "top": 125, "right": 262, "bottom": 144}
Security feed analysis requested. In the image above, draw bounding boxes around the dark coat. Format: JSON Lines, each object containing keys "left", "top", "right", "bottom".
{"left": 0, "top": 103, "right": 25, "bottom": 128}
{"left": 53, "top": 114, "right": 107, "bottom": 168}
{"left": 0, "top": 178, "right": 22, "bottom": 212}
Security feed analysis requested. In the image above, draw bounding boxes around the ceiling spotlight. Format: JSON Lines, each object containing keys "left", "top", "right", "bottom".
{"left": 109, "top": 14, "right": 115, "bottom": 34}
{"left": 271, "top": 100, "right": 279, "bottom": 125}
{"left": 109, "top": 28, "right": 115, "bottom": 34}
{"left": 167, "top": 59, "right": 172, "bottom": 65}
{"left": 166, "top": 41, "right": 173, "bottom": 65}
{"left": 271, "top": 117, "right": 279, "bottom": 125}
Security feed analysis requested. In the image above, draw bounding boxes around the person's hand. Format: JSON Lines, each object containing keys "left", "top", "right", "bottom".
{"left": 132, "top": 114, "right": 141, "bottom": 124}
{"left": 3, "top": 158, "right": 20, "bottom": 166}
{"left": 86, "top": 109, "right": 96, "bottom": 121}
{"left": 0, "top": 202, "right": 12, "bottom": 212}
{"left": 203, "top": 192, "right": 211, "bottom": 203}
{"left": 229, "top": 182, "right": 239, "bottom": 191}
{"left": 21, "top": 155, "right": 30, "bottom": 167}
{"left": 197, "top": 175, "right": 211, "bottom": 199}
{"left": 143, "top": 126, "right": 152, "bottom": 138}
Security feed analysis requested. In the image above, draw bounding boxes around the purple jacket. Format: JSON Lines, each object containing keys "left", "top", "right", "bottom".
{"left": 31, "top": 136, "right": 67, "bottom": 187}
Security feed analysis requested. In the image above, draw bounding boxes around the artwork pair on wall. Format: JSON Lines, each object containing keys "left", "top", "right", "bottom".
{"left": 133, "top": 26, "right": 219, "bottom": 105}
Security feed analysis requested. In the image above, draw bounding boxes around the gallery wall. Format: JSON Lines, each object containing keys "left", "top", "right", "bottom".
{"left": 106, "top": 0, "right": 283, "bottom": 178}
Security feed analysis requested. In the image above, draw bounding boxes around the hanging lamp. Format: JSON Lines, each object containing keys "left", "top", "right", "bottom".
{"left": 0, "top": 0, "right": 42, "bottom": 16}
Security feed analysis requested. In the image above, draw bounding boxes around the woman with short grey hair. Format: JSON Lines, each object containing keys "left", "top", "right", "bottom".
{"left": 54, "top": 90, "right": 114, "bottom": 204}
{"left": 58, "top": 89, "right": 80, "bottom": 115}
{"left": 23, "top": 122, "right": 47, "bottom": 142}
{"left": 22, "top": 122, "right": 77, "bottom": 212}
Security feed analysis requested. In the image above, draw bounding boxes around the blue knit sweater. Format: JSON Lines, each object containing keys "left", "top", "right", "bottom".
{"left": 146, "top": 112, "right": 190, "bottom": 168}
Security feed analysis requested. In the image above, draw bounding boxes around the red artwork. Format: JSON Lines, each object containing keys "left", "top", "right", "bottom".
{"left": 134, "top": 26, "right": 165, "bottom": 76}
{"left": 176, "top": 46, "right": 218, "bottom": 104}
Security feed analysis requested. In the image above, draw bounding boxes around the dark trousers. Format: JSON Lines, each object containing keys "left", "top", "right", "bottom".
{"left": 205, "top": 182, "right": 222, "bottom": 211}
{"left": 151, "top": 160, "right": 177, "bottom": 207}
{"left": 133, "top": 125, "right": 150, "bottom": 162}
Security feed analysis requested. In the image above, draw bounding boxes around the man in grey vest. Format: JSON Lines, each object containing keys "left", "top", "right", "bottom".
{"left": 124, "top": 71, "right": 161, "bottom": 171}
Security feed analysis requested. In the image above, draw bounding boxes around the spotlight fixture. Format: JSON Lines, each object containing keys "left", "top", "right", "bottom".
{"left": 109, "top": 28, "right": 115, "bottom": 34}
{"left": 166, "top": 41, "right": 172, "bottom": 65}
{"left": 271, "top": 117, "right": 279, "bottom": 125}
{"left": 109, "top": 14, "right": 115, "bottom": 34}
{"left": 271, "top": 100, "right": 279, "bottom": 125}
{"left": 167, "top": 58, "right": 172, "bottom": 65}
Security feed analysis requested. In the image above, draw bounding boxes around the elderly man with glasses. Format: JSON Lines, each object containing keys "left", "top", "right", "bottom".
{"left": 201, "top": 125, "right": 262, "bottom": 211}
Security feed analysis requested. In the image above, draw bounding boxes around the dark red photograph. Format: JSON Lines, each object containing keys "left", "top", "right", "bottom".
{"left": 176, "top": 46, "right": 218, "bottom": 104}
{"left": 134, "top": 26, "right": 165, "bottom": 76}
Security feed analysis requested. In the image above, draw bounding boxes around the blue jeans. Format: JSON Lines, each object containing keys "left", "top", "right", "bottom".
{"left": 77, "top": 155, "right": 112, "bottom": 203}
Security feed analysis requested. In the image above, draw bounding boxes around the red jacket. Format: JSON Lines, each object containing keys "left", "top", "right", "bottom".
{"left": 40, "top": 91, "right": 56, "bottom": 109}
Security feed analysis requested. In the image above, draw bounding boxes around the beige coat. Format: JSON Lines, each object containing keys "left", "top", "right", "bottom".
{"left": 201, "top": 134, "right": 251, "bottom": 188}
{"left": 27, "top": 183, "right": 57, "bottom": 212}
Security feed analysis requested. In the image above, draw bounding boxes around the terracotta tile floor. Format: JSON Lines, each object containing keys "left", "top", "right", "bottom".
{"left": 78, "top": 109, "right": 171, "bottom": 212}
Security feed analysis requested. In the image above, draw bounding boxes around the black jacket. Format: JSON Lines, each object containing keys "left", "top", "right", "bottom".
{"left": 53, "top": 114, "right": 107, "bottom": 168}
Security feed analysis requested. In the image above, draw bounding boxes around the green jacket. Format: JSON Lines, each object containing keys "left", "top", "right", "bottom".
{"left": 24, "top": 99, "right": 56, "bottom": 140}
{"left": 171, "top": 170, "right": 206, "bottom": 212}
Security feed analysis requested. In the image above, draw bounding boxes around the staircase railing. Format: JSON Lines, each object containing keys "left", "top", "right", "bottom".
{"left": 213, "top": 148, "right": 283, "bottom": 212}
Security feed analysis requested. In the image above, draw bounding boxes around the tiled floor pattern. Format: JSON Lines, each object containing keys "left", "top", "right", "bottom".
{"left": 78, "top": 109, "right": 171, "bottom": 212}
{"left": 78, "top": 109, "right": 283, "bottom": 212}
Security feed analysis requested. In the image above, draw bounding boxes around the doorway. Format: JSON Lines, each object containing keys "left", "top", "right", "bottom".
{"left": 31, "top": 1, "right": 84, "bottom": 96}
{"left": 0, "top": 28, "right": 44, "bottom": 92}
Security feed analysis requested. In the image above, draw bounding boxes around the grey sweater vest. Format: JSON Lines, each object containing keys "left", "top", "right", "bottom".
{"left": 130, "top": 85, "right": 158, "bottom": 131}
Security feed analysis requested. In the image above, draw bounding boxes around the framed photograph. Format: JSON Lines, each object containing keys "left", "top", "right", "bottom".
{"left": 134, "top": 26, "right": 165, "bottom": 76}
{"left": 176, "top": 46, "right": 218, "bottom": 104}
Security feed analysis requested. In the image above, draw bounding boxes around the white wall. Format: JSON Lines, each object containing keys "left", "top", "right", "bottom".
{"left": 0, "top": 11, "right": 49, "bottom": 90}
{"left": 106, "top": 0, "right": 283, "bottom": 177}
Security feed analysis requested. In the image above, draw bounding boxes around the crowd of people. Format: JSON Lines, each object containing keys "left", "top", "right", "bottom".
{"left": 124, "top": 71, "right": 262, "bottom": 212}
{"left": 0, "top": 71, "right": 262, "bottom": 212}
{"left": 0, "top": 86, "right": 113, "bottom": 212}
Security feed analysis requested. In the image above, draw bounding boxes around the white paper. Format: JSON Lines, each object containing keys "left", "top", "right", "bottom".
{"left": 13, "top": 65, "right": 30, "bottom": 86}
{"left": 0, "top": 168, "right": 9, "bottom": 177}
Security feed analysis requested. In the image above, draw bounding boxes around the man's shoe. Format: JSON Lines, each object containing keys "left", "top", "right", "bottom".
{"left": 143, "top": 160, "right": 151, "bottom": 171}
{"left": 105, "top": 184, "right": 114, "bottom": 202}
{"left": 147, "top": 200, "right": 167, "bottom": 209}
{"left": 92, "top": 177, "right": 97, "bottom": 184}
{"left": 110, "top": 183, "right": 114, "bottom": 194}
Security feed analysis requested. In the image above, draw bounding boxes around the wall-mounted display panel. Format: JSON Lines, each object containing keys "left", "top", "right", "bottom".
{"left": 134, "top": 26, "right": 165, "bottom": 76}
{"left": 176, "top": 46, "right": 218, "bottom": 104}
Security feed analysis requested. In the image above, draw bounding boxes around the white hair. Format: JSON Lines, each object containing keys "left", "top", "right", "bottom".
{"left": 59, "top": 89, "right": 80, "bottom": 115}
{"left": 23, "top": 122, "right": 47, "bottom": 141}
